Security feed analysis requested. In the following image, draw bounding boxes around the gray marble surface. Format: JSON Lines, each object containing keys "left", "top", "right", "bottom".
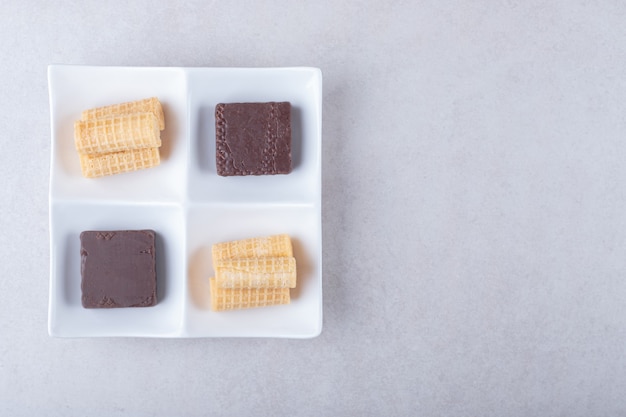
{"left": 2, "top": 1, "right": 626, "bottom": 415}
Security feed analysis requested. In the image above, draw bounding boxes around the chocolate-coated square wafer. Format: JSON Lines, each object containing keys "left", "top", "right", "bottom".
{"left": 80, "top": 230, "right": 157, "bottom": 308}
{"left": 215, "top": 102, "right": 292, "bottom": 176}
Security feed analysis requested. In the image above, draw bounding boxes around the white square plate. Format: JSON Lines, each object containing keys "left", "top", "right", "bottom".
{"left": 48, "top": 65, "right": 322, "bottom": 338}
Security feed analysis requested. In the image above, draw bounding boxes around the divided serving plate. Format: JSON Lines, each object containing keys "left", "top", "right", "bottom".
{"left": 48, "top": 65, "right": 322, "bottom": 338}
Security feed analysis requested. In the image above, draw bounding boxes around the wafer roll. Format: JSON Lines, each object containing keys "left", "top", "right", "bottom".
{"left": 215, "top": 256, "right": 296, "bottom": 289}
{"left": 209, "top": 277, "right": 290, "bottom": 311}
{"left": 79, "top": 147, "right": 160, "bottom": 178}
{"left": 74, "top": 112, "right": 161, "bottom": 155}
{"left": 212, "top": 234, "right": 293, "bottom": 263}
{"left": 82, "top": 97, "right": 165, "bottom": 130}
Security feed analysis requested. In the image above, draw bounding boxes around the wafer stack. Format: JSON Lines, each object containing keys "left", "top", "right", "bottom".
{"left": 74, "top": 97, "right": 165, "bottom": 178}
{"left": 210, "top": 234, "right": 297, "bottom": 311}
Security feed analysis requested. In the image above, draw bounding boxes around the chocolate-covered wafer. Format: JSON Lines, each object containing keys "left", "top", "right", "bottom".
{"left": 215, "top": 102, "right": 292, "bottom": 176}
{"left": 80, "top": 230, "right": 157, "bottom": 308}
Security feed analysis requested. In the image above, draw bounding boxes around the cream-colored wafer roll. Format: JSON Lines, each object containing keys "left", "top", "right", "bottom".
{"left": 215, "top": 256, "right": 296, "bottom": 289}
{"left": 81, "top": 97, "right": 165, "bottom": 130}
{"left": 209, "top": 277, "right": 290, "bottom": 311}
{"left": 79, "top": 147, "right": 160, "bottom": 178}
{"left": 212, "top": 234, "right": 293, "bottom": 263}
{"left": 74, "top": 112, "right": 161, "bottom": 155}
